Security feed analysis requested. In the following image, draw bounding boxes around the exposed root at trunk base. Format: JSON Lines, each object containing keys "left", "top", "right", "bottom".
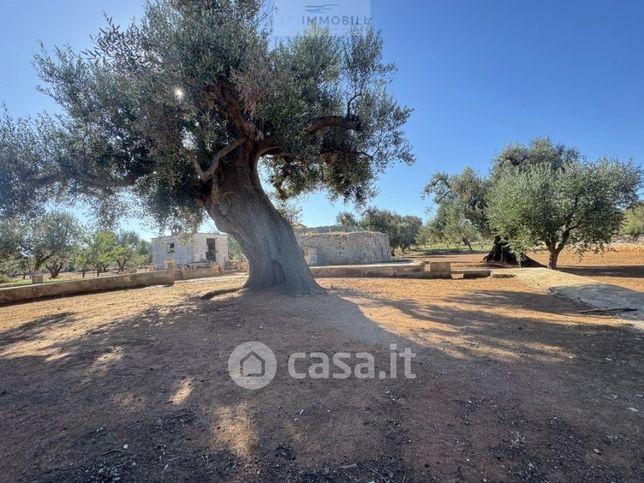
{"left": 483, "top": 236, "right": 543, "bottom": 267}
{"left": 201, "top": 287, "right": 248, "bottom": 300}
{"left": 242, "top": 280, "right": 325, "bottom": 297}
{"left": 201, "top": 283, "right": 325, "bottom": 300}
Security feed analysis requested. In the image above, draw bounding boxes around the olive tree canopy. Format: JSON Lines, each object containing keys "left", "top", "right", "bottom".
{"left": 0, "top": 211, "right": 81, "bottom": 277}
{"left": 0, "top": 0, "right": 413, "bottom": 294}
{"left": 337, "top": 207, "right": 422, "bottom": 253}
{"left": 423, "top": 138, "right": 641, "bottom": 267}
{"left": 487, "top": 157, "right": 641, "bottom": 268}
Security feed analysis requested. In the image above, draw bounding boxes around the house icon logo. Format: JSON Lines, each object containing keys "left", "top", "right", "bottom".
{"left": 240, "top": 350, "right": 266, "bottom": 377}
{"left": 228, "top": 341, "right": 277, "bottom": 389}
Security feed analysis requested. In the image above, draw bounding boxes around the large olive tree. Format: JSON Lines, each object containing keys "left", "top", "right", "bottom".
{"left": 0, "top": 0, "right": 412, "bottom": 294}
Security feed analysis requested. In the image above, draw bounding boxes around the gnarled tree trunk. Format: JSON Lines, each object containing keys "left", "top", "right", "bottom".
{"left": 547, "top": 248, "right": 559, "bottom": 269}
{"left": 46, "top": 263, "right": 64, "bottom": 279}
{"left": 202, "top": 147, "right": 320, "bottom": 295}
{"left": 483, "top": 235, "right": 541, "bottom": 267}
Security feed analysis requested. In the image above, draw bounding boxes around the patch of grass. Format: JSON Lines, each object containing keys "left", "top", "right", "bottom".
{"left": 0, "top": 279, "right": 31, "bottom": 287}
{"left": 0, "top": 277, "right": 65, "bottom": 288}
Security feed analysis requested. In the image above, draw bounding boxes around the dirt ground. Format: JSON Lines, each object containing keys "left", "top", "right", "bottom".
{"left": 414, "top": 245, "right": 643, "bottom": 293}
{"left": 528, "top": 247, "right": 644, "bottom": 292}
{"left": 1, "top": 268, "right": 643, "bottom": 482}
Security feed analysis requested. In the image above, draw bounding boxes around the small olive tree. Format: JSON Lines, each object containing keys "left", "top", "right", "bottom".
{"left": 114, "top": 231, "right": 152, "bottom": 272}
{"left": 74, "top": 231, "right": 121, "bottom": 277}
{"left": 335, "top": 211, "right": 359, "bottom": 228}
{"left": 423, "top": 168, "right": 504, "bottom": 258}
{"left": 28, "top": 212, "right": 81, "bottom": 276}
{"left": 0, "top": 212, "right": 81, "bottom": 277}
{"left": 621, "top": 203, "right": 644, "bottom": 237}
{"left": 487, "top": 158, "right": 641, "bottom": 268}
{"left": 425, "top": 203, "right": 481, "bottom": 251}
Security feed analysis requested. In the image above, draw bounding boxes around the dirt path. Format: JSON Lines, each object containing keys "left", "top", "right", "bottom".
{"left": 495, "top": 268, "right": 644, "bottom": 328}
{"left": 527, "top": 247, "right": 644, "bottom": 292}
{"left": 0, "top": 276, "right": 642, "bottom": 481}
{"left": 411, "top": 245, "right": 644, "bottom": 292}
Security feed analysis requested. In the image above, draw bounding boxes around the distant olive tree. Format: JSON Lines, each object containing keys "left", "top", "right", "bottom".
{"left": 487, "top": 158, "right": 641, "bottom": 268}
{"left": 29, "top": 212, "right": 81, "bottom": 275}
{"left": 338, "top": 207, "right": 422, "bottom": 254}
{"left": 114, "top": 231, "right": 152, "bottom": 272}
{"left": 335, "top": 211, "right": 359, "bottom": 228}
{"left": 76, "top": 231, "right": 121, "bottom": 277}
{"left": 0, "top": 212, "right": 81, "bottom": 278}
{"left": 424, "top": 203, "right": 481, "bottom": 251}
{"left": 72, "top": 245, "right": 92, "bottom": 278}
{"left": 621, "top": 203, "right": 644, "bottom": 238}
{"left": 268, "top": 193, "right": 303, "bottom": 226}
{"left": 396, "top": 215, "right": 423, "bottom": 252}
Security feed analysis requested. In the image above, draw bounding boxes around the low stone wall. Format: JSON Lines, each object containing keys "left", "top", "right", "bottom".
{"left": 309, "top": 261, "right": 492, "bottom": 280}
{"left": 174, "top": 265, "right": 224, "bottom": 281}
{"left": 0, "top": 270, "right": 174, "bottom": 306}
{"left": 311, "top": 262, "right": 422, "bottom": 278}
{"left": 612, "top": 235, "right": 644, "bottom": 245}
{"left": 296, "top": 231, "right": 391, "bottom": 266}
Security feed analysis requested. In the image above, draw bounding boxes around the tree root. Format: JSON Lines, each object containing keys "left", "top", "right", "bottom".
{"left": 200, "top": 287, "right": 247, "bottom": 300}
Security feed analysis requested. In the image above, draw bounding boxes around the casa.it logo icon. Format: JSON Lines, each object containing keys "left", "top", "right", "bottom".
{"left": 228, "top": 341, "right": 277, "bottom": 390}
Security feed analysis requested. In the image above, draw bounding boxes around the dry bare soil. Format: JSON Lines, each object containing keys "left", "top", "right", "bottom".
{"left": 528, "top": 247, "right": 644, "bottom": 292}
{"left": 0, "top": 250, "right": 643, "bottom": 482}
{"left": 417, "top": 245, "right": 643, "bottom": 293}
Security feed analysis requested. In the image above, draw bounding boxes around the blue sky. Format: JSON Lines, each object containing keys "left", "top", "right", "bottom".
{"left": 1, "top": 0, "right": 643, "bottom": 237}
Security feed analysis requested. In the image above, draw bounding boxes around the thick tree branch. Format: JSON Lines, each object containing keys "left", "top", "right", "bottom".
{"left": 556, "top": 229, "right": 572, "bottom": 253}
{"left": 205, "top": 81, "right": 256, "bottom": 139}
{"left": 256, "top": 136, "right": 282, "bottom": 158}
{"left": 190, "top": 139, "right": 244, "bottom": 182}
{"left": 346, "top": 93, "right": 361, "bottom": 117}
{"left": 305, "top": 115, "right": 361, "bottom": 134}
{"left": 256, "top": 115, "right": 362, "bottom": 160}
{"left": 318, "top": 149, "right": 373, "bottom": 161}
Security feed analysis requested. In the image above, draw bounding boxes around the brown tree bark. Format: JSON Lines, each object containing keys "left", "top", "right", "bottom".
{"left": 202, "top": 147, "right": 320, "bottom": 295}
{"left": 46, "top": 263, "right": 64, "bottom": 279}
{"left": 547, "top": 229, "right": 571, "bottom": 270}
{"left": 547, "top": 248, "right": 559, "bottom": 269}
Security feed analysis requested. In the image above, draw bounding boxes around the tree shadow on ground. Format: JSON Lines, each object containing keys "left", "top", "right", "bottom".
{"left": 0, "top": 285, "right": 642, "bottom": 482}
{"left": 333, "top": 286, "right": 641, "bottom": 364}
{"left": 558, "top": 264, "right": 644, "bottom": 279}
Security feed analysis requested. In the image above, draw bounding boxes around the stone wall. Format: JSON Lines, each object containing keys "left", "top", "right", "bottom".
{"left": 296, "top": 231, "right": 391, "bottom": 266}
{"left": 174, "top": 264, "right": 224, "bottom": 280}
{"left": 0, "top": 270, "right": 174, "bottom": 306}
{"left": 612, "top": 235, "right": 644, "bottom": 245}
